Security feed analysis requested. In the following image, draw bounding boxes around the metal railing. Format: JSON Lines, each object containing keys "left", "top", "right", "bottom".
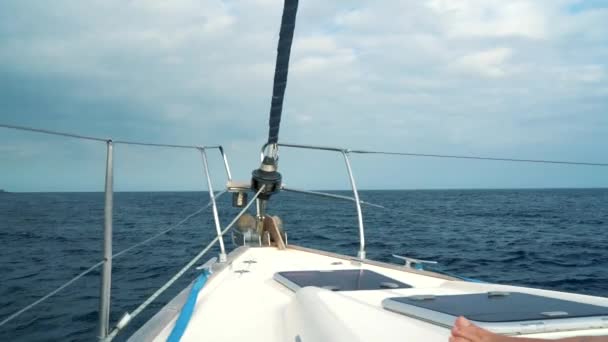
{"left": 96, "top": 141, "right": 232, "bottom": 339}
{"left": 4, "top": 123, "right": 607, "bottom": 340}
{"left": 104, "top": 186, "right": 265, "bottom": 341}
{"left": 262, "top": 141, "right": 608, "bottom": 261}
{"left": 0, "top": 124, "right": 234, "bottom": 340}
{"left": 262, "top": 142, "right": 367, "bottom": 259}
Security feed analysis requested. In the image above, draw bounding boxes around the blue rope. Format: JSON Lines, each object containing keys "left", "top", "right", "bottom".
{"left": 166, "top": 271, "right": 210, "bottom": 342}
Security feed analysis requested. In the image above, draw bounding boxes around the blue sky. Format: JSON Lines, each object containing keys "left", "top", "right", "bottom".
{"left": 1, "top": 0, "right": 607, "bottom": 192}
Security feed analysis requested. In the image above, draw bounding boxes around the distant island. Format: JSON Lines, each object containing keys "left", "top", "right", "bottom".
{"left": 0, "top": 189, "right": 6, "bottom": 193}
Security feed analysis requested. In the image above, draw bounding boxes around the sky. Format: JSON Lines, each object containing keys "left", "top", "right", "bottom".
{"left": 0, "top": 0, "right": 607, "bottom": 192}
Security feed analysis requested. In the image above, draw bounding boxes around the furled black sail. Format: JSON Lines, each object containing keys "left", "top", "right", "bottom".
{"left": 251, "top": 0, "right": 299, "bottom": 202}
{"left": 267, "top": 0, "right": 299, "bottom": 145}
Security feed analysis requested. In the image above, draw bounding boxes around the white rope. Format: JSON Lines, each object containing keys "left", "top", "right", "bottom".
{"left": 104, "top": 186, "right": 265, "bottom": 341}
{"left": 113, "top": 140, "right": 216, "bottom": 150}
{"left": 275, "top": 142, "right": 608, "bottom": 167}
{"left": 113, "top": 191, "right": 226, "bottom": 259}
{"left": 0, "top": 262, "right": 103, "bottom": 327}
{"left": 282, "top": 187, "right": 498, "bottom": 227}
{"left": 0, "top": 123, "right": 223, "bottom": 151}
{"left": 348, "top": 149, "right": 608, "bottom": 167}
{"left": 0, "top": 123, "right": 108, "bottom": 142}
{"left": 0, "top": 198, "right": 221, "bottom": 329}
{"left": 282, "top": 187, "right": 384, "bottom": 208}
{"left": 5, "top": 123, "right": 605, "bottom": 166}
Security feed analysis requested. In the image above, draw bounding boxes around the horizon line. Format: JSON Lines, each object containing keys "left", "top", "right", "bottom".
{"left": 5, "top": 186, "right": 608, "bottom": 193}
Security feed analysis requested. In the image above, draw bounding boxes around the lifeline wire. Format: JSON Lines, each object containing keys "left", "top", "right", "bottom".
{"left": 0, "top": 197, "right": 222, "bottom": 329}
{"left": 0, "top": 123, "right": 107, "bottom": 142}
{"left": 0, "top": 262, "right": 104, "bottom": 327}
{"left": 104, "top": 186, "right": 266, "bottom": 341}
{"left": 113, "top": 191, "right": 226, "bottom": 259}
{"left": 348, "top": 149, "right": 608, "bottom": 167}
{"left": 275, "top": 142, "right": 608, "bottom": 167}
{"left": 281, "top": 187, "right": 513, "bottom": 229}
{"left": 0, "top": 123, "right": 221, "bottom": 151}
{"left": 4, "top": 123, "right": 606, "bottom": 166}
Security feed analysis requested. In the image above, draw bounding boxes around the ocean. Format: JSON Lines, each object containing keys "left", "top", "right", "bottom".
{"left": 1, "top": 189, "right": 607, "bottom": 341}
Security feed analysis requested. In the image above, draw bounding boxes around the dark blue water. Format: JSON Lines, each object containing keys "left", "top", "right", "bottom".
{"left": 1, "top": 189, "right": 607, "bottom": 341}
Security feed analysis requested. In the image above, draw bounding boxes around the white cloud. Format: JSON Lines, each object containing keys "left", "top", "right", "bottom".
{"left": 452, "top": 47, "right": 513, "bottom": 78}
{"left": 557, "top": 64, "right": 605, "bottom": 83}
{"left": 291, "top": 35, "right": 357, "bottom": 74}
{"left": 1, "top": 0, "right": 607, "bottom": 190}
{"left": 428, "top": 0, "right": 548, "bottom": 39}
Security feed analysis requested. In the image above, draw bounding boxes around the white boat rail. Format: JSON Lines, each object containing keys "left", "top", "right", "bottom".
{"left": 262, "top": 141, "right": 608, "bottom": 268}
{"left": 261, "top": 142, "right": 368, "bottom": 259}
{"left": 0, "top": 123, "right": 236, "bottom": 340}
{"left": 104, "top": 186, "right": 266, "bottom": 341}
{"left": 2, "top": 124, "right": 607, "bottom": 341}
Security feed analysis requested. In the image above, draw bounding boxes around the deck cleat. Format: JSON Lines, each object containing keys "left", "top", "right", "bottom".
{"left": 392, "top": 254, "right": 438, "bottom": 270}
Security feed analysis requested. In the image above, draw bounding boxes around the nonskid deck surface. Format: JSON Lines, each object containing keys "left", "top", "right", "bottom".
{"left": 130, "top": 246, "right": 608, "bottom": 342}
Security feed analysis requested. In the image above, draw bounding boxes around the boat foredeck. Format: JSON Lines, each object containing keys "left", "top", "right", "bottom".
{"left": 131, "top": 246, "right": 608, "bottom": 341}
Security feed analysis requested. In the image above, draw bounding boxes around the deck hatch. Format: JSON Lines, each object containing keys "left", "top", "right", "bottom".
{"left": 274, "top": 269, "right": 412, "bottom": 292}
{"left": 383, "top": 292, "right": 608, "bottom": 335}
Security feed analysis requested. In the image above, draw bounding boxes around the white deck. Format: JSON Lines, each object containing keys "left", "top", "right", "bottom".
{"left": 130, "top": 246, "right": 608, "bottom": 341}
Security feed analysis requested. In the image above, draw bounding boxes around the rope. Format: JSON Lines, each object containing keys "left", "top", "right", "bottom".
{"left": 282, "top": 187, "right": 384, "bottom": 208}
{"left": 113, "top": 141, "right": 219, "bottom": 150}
{"left": 0, "top": 261, "right": 104, "bottom": 327}
{"left": 0, "top": 123, "right": 222, "bottom": 151}
{"left": 104, "top": 186, "right": 266, "bottom": 341}
{"left": 0, "top": 198, "right": 221, "bottom": 329}
{"left": 113, "top": 191, "right": 225, "bottom": 259}
{"left": 0, "top": 123, "right": 108, "bottom": 142}
{"left": 105, "top": 240, "right": 217, "bottom": 341}
{"left": 5, "top": 122, "right": 605, "bottom": 167}
{"left": 349, "top": 150, "right": 608, "bottom": 167}
{"left": 277, "top": 143, "right": 608, "bottom": 166}
{"left": 284, "top": 188, "right": 496, "bottom": 281}
{"left": 165, "top": 271, "right": 209, "bottom": 342}
{"left": 281, "top": 187, "right": 516, "bottom": 229}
